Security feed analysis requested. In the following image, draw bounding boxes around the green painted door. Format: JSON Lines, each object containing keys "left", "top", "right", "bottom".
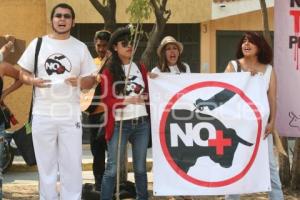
{"left": 216, "top": 31, "right": 245, "bottom": 73}
{"left": 216, "top": 31, "right": 273, "bottom": 73}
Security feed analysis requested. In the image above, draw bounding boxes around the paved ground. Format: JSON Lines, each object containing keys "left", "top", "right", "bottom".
{"left": 3, "top": 175, "right": 300, "bottom": 200}
{"left": 3, "top": 145, "right": 300, "bottom": 200}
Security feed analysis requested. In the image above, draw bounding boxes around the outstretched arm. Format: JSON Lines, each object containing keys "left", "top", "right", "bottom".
{"left": 65, "top": 75, "right": 97, "bottom": 90}
{"left": 0, "top": 62, "right": 22, "bottom": 102}
{"left": 19, "top": 67, "right": 50, "bottom": 88}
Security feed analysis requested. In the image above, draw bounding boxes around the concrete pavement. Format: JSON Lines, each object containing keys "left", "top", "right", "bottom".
{"left": 3, "top": 144, "right": 156, "bottom": 199}
{"left": 8, "top": 144, "right": 153, "bottom": 172}
{"left": 4, "top": 143, "right": 154, "bottom": 183}
{"left": 4, "top": 145, "right": 296, "bottom": 200}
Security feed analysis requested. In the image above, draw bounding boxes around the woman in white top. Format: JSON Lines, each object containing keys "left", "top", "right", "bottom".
{"left": 224, "top": 32, "right": 284, "bottom": 200}
{"left": 152, "top": 36, "right": 192, "bottom": 200}
{"left": 152, "top": 36, "right": 190, "bottom": 74}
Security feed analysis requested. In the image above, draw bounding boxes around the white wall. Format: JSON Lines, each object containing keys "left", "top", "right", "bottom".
{"left": 212, "top": 0, "right": 274, "bottom": 20}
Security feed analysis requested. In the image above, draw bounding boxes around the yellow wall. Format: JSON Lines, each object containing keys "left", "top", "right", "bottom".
{"left": 0, "top": 0, "right": 47, "bottom": 42}
{"left": 201, "top": 7, "right": 274, "bottom": 73}
{"left": 0, "top": 0, "right": 47, "bottom": 129}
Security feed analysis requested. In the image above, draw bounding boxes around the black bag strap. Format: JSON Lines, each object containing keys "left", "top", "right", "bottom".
{"left": 235, "top": 59, "right": 242, "bottom": 72}
{"left": 28, "top": 37, "right": 42, "bottom": 123}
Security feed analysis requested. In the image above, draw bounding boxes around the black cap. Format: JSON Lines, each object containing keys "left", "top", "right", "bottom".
{"left": 108, "top": 26, "right": 131, "bottom": 51}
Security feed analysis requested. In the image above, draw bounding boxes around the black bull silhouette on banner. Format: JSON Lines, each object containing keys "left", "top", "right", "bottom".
{"left": 164, "top": 89, "right": 253, "bottom": 173}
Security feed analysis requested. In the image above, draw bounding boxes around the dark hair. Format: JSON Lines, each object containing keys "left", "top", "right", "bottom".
{"left": 108, "top": 27, "right": 131, "bottom": 52}
{"left": 106, "top": 27, "right": 132, "bottom": 95}
{"left": 158, "top": 46, "right": 187, "bottom": 72}
{"left": 236, "top": 32, "right": 272, "bottom": 64}
{"left": 50, "top": 3, "right": 75, "bottom": 20}
{"left": 94, "top": 30, "right": 111, "bottom": 42}
{"left": 106, "top": 51, "right": 126, "bottom": 95}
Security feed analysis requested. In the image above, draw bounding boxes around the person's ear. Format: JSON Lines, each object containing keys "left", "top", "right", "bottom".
{"left": 114, "top": 44, "right": 118, "bottom": 51}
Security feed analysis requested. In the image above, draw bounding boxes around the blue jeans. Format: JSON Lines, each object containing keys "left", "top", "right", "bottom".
{"left": 0, "top": 123, "right": 4, "bottom": 199}
{"left": 101, "top": 117, "right": 149, "bottom": 200}
{"left": 225, "top": 135, "right": 284, "bottom": 200}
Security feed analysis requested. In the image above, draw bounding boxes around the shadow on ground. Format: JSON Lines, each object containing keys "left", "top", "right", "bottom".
{"left": 3, "top": 183, "right": 300, "bottom": 200}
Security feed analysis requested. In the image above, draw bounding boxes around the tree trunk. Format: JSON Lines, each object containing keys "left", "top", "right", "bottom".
{"left": 279, "top": 137, "right": 291, "bottom": 187}
{"left": 291, "top": 138, "right": 300, "bottom": 190}
{"left": 89, "top": 0, "right": 117, "bottom": 31}
{"left": 140, "top": 0, "right": 171, "bottom": 67}
{"left": 103, "top": 17, "right": 117, "bottom": 32}
{"left": 259, "top": 0, "right": 272, "bottom": 47}
{"left": 141, "top": 23, "right": 165, "bottom": 67}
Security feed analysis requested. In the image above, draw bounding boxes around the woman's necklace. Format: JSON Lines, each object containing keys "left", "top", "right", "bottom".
{"left": 243, "top": 61, "right": 265, "bottom": 75}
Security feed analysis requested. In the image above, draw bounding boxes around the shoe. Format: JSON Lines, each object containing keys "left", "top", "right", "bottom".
{"left": 82, "top": 183, "right": 100, "bottom": 200}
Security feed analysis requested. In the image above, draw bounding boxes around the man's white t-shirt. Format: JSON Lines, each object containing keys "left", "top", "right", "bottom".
{"left": 18, "top": 35, "right": 97, "bottom": 117}
{"left": 114, "top": 62, "right": 148, "bottom": 121}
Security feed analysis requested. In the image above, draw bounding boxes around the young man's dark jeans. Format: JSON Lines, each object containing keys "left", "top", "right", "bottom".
{"left": 88, "top": 112, "right": 106, "bottom": 191}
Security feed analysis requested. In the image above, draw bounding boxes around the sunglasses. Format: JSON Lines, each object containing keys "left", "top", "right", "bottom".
{"left": 54, "top": 13, "right": 72, "bottom": 19}
{"left": 119, "top": 40, "right": 133, "bottom": 48}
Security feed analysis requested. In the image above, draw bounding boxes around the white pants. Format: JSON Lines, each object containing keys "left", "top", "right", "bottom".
{"left": 32, "top": 115, "right": 83, "bottom": 200}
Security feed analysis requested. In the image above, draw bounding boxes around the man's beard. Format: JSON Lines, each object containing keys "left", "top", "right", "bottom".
{"left": 52, "top": 23, "right": 71, "bottom": 35}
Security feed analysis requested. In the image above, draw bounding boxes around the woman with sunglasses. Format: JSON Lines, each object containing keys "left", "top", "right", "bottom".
{"left": 224, "top": 32, "right": 284, "bottom": 200}
{"left": 100, "top": 26, "right": 150, "bottom": 200}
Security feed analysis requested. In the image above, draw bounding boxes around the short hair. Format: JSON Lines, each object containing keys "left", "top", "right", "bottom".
{"left": 50, "top": 3, "right": 75, "bottom": 20}
{"left": 94, "top": 30, "right": 111, "bottom": 42}
{"left": 236, "top": 32, "right": 273, "bottom": 64}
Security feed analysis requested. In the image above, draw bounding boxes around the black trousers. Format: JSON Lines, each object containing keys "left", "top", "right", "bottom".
{"left": 88, "top": 112, "right": 106, "bottom": 191}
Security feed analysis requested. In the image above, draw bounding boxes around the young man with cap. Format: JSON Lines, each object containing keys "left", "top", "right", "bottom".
{"left": 18, "top": 3, "right": 97, "bottom": 199}
{"left": 100, "top": 26, "right": 150, "bottom": 200}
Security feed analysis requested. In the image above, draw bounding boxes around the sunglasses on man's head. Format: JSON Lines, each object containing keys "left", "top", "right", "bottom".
{"left": 54, "top": 13, "right": 72, "bottom": 19}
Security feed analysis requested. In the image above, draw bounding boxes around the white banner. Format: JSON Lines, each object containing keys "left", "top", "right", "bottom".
{"left": 148, "top": 73, "right": 270, "bottom": 196}
{"left": 274, "top": 0, "right": 300, "bottom": 137}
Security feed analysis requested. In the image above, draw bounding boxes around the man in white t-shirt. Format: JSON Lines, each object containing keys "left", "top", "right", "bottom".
{"left": 18, "top": 3, "right": 97, "bottom": 200}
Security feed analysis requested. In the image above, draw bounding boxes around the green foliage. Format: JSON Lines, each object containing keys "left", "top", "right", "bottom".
{"left": 126, "top": 0, "right": 152, "bottom": 23}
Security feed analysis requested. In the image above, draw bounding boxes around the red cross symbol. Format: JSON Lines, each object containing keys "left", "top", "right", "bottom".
{"left": 208, "top": 130, "right": 232, "bottom": 155}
